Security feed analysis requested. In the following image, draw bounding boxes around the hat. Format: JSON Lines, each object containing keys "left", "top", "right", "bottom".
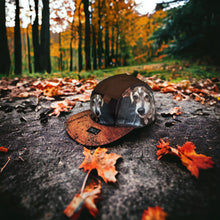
{"left": 65, "top": 74, "right": 156, "bottom": 146}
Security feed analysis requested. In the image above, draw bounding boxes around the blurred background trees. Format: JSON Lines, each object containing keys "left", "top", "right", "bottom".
{"left": 150, "top": 0, "right": 220, "bottom": 63}
{"left": 1, "top": 0, "right": 219, "bottom": 75}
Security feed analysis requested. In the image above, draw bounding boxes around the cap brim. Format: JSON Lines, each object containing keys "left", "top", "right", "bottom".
{"left": 65, "top": 110, "right": 134, "bottom": 146}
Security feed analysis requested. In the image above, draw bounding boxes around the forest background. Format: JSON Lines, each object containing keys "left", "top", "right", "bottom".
{"left": 0, "top": 0, "right": 219, "bottom": 78}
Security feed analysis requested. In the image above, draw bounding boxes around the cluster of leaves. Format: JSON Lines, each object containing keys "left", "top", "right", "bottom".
{"left": 64, "top": 147, "right": 170, "bottom": 220}
{"left": 65, "top": 138, "right": 214, "bottom": 219}
{"left": 137, "top": 74, "right": 219, "bottom": 105}
{"left": 156, "top": 139, "right": 214, "bottom": 178}
{"left": 0, "top": 77, "right": 97, "bottom": 116}
{"left": 64, "top": 147, "right": 122, "bottom": 219}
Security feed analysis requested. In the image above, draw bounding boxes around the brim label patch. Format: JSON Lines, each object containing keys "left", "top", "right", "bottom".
{"left": 87, "top": 126, "right": 101, "bottom": 135}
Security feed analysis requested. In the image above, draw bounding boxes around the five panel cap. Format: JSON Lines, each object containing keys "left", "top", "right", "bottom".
{"left": 65, "top": 74, "right": 156, "bottom": 146}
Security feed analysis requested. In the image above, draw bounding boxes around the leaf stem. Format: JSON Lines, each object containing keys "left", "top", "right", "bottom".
{"left": 80, "top": 169, "right": 91, "bottom": 195}
{"left": 1, "top": 157, "right": 11, "bottom": 173}
{"left": 170, "top": 147, "right": 179, "bottom": 155}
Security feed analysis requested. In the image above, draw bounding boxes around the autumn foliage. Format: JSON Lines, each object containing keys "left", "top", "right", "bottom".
{"left": 156, "top": 139, "right": 214, "bottom": 178}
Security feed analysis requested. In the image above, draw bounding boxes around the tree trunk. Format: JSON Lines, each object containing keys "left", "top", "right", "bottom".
{"left": 83, "top": 0, "right": 91, "bottom": 70}
{"left": 32, "top": 0, "right": 40, "bottom": 72}
{"left": 111, "top": 26, "right": 114, "bottom": 66}
{"left": 69, "top": 18, "right": 74, "bottom": 71}
{"left": 0, "top": 0, "right": 11, "bottom": 75}
{"left": 27, "top": 25, "right": 32, "bottom": 73}
{"left": 98, "top": 0, "right": 103, "bottom": 69}
{"left": 59, "top": 32, "right": 63, "bottom": 71}
{"left": 22, "top": 29, "right": 27, "bottom": 71}
{"left": 14, "top": 0, "right": 22, "bottom": 75}
{"left": 116, "top": 24, "right": 119, "bottom": 67}
{"left": 105, "top": 22, "right": 109, "bottom": 68}
{"left": 78, "top": 1, "right": 83, "bottom": 72}
{"left": 40, "top": 0, "right": 51, "bottom": 73}
{"left": 92, "top": 25, "right": 97, "bottom": 70}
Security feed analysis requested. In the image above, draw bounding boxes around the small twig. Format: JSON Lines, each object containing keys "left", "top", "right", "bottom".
{"left": 80, "top": 169, "right": 91, "bottom": 195}
{"left": 19, "top": 156, "right": 24, "bottom": 162}
{"left": 1, "top": 157, "right": 11, "bottom": 173}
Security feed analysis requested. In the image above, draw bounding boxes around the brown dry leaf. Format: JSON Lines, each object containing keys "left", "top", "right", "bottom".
{"left": 142, "top": 206, "right": 168, "bottom": 220}
{"left": 64, "top": 180, "right": 101, "bottom": 219}
{"left": 79, "top": 147, "right": 122, "bottom": 183}
{"left": 161, "top": 85, "right": 177, "bottom": 93}
{"left": 147, "top": 80, "right": 161, "bottom": 91}
{"left": 49, "top": 100, "right": 75, "bottom": 116}
{"left": 43, "top": 86, "right": 60, "bottom": 97}
{"left": 72, "top": 92, "right": 91, "bottom": 102}
{"left": 168, "top": 107, "right": 182, "bottom": 116}
{"left": 156, "top": 139, "right": 214, "bottom": 178}
{"left": 174, "top": 93, "right": 183, "bottom": 101}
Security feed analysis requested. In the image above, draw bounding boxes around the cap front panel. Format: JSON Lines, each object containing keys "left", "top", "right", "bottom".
{"left": 116, "top": 85, "right": 156, "bottom": 127}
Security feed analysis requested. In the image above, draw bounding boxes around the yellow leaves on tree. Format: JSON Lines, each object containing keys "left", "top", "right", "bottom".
{"left": 142, "top": 206, "right": 168, "bottom": 220}
{"left": 156, "top": 139, "right": 214, "bottom": 178}
{"left": 79, "top": 147, "right": 122, "bottom": 183}
{"left": 64, "top": 180, "right": 101, "bottom": 219}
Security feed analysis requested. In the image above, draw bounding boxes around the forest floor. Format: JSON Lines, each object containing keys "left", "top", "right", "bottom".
{"left": 0, "top": 61, "right": 220, "bottom": 220}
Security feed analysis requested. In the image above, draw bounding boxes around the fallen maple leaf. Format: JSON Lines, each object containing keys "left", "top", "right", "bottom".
{"left": 0, "top": 146, "right": 8, "bottom": 152}
{"left": 177, "top": 142, "right": 215, "bottom": 178}
{"left": 156, "top": 139, "right": 214, "bottom": 178}
{"left": 64, "top": 179, "right": 101, "bottom": 219}
{"left": 79, "top": 147, "right": 122, "bottom": 183}
{"left": 49, "top": 100, "right": 75, "bottom": 116}
{"left": 142, "top": 206, "right": 168, "bottom": 220}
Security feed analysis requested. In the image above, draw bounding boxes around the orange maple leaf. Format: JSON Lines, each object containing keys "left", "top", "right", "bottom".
{"left": 156, "top": 139, "right": 214, "bottom": 178}
{"left": 142, "top": 206, "right": 168, "bottom": 220}
{"left": 177, "top": 142, "right": 215, "bottom": 178}
{"left": 64, "top": 180, "right": 101, "bottom": 219}
{"left": 79, "top": 147, "right": 122, "bottom": 183}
